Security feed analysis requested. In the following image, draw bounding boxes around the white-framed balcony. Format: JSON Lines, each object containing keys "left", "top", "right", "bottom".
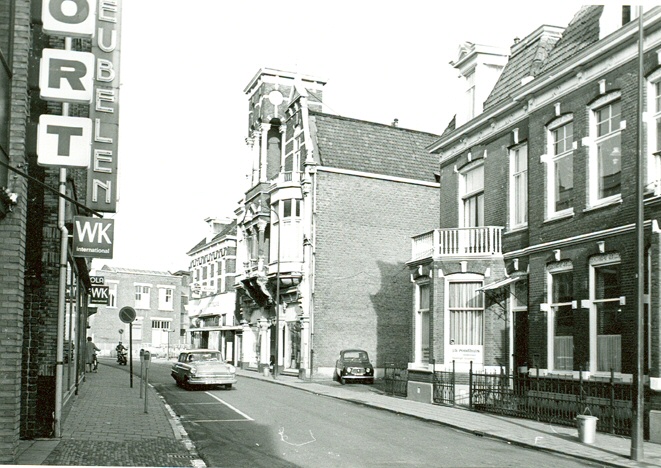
{"left": 411, "top": 226, "right": 503, "bottom": 261}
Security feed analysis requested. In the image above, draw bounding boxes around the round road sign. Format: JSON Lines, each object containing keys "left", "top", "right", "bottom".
{"left": 119, "top": 306, "right": 136, "bottom": 323}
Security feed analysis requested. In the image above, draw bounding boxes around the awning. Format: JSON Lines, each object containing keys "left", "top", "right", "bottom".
{"left": 188, "top": 293, "right": 235, "bottom": 318}
{"left": 478, "top": 276, "right": 522, "bottom": 292}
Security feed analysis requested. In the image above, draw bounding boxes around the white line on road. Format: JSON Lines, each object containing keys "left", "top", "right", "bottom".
{"left": 188, "top": 419, "right": 253, "bottom": 423}
{"left": 204, "top": 391, "right": 254, "bottom": 421}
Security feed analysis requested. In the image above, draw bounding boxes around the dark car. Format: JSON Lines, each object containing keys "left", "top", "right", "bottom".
{"left": 171, "top": 349, "right": 237, "bottom": 389}
{"left": 334, "top": 349, "right": 374, "bottom": 384}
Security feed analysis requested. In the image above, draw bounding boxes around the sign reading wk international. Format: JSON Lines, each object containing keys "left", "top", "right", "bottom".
{"left": 72, "top": 216, "right": 114, "bottom": 259}
{"left": 37, "top": 0, "right": 122, "bottom": 213}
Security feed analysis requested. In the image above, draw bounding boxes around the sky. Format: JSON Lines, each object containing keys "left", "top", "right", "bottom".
{"left": 93, "top": 0, "right": 586, "bottom": 273}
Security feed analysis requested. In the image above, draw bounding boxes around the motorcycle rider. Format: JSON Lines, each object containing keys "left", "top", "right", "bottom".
{"left": 116, "top": 341, "right": 127, "bottom": 365}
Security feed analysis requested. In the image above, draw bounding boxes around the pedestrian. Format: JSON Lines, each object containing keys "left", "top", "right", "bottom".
{"left": 85, "top": 336, "right": 100, "bottom": 373}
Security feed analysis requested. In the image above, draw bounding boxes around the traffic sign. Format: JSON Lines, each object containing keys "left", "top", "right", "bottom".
{"left": 119, "top": 306, "right": 136, "bottom": 323}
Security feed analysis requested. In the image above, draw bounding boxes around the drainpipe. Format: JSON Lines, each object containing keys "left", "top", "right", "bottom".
{"left": 54, "top": 36, "right": 72, "bottom": 438}
{"left": 300, "top": 96, "right": 316, "bottom": 379}
{"left": 54, "top": 165, "right": 67, "bottom": 438}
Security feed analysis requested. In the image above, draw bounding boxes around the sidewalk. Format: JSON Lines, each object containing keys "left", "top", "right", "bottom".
{"left": 15, "top": 361, "right": 661, "bottom": 467}
{"left": 15, "top": 360, "right": 204, "bottom": 467}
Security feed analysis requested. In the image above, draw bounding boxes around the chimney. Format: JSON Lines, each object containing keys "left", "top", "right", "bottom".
{"left": 392, "top": 118, "right": 399, "bottom": 127}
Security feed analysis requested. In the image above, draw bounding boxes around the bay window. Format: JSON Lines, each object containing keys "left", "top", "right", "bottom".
{"left": 449, "top": 281, "right": 483, "bottom": 345}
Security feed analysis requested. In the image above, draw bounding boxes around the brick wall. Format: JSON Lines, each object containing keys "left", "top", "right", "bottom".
{"left": 0, "top": 0, "right": 29, "bottom": 462}
{"left": 312, "top": 170, "right": 440, "bottom": 370}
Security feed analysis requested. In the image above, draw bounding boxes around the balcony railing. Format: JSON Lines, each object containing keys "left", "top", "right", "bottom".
{"left": 411, "top": 226, "right": 503, "bottom": 261}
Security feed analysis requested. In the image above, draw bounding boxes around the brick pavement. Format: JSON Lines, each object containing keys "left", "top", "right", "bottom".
{"left": 16, "top": 360, "right": 204, "bottom": 467}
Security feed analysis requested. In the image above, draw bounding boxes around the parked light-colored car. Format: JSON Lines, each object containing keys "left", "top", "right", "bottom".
{"left": 171, "top": 349, "right": 236, "bottom": 389}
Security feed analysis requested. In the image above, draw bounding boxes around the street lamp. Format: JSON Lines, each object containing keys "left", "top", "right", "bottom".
{"left": 270, "top": 205, "right": 281, "bottom": 379}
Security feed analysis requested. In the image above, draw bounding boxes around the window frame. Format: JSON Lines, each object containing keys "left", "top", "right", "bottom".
{"left": 459, "top": 163, "right": 484, "bottom": 228}
{"left": 134, "top": 283, "right": 151, "bottom": 309}
{"left": 546, "top": 116, "right": 575, "bottom": 219}
{"left": 588, "top": 93, "right": 623, "bottom": 207}
{"left": 589, "top": 255, "right": 622, "bottom": 374}
{"left": 446, "top": 277, "right": 484, "bottom": 347}
{"left": 414, "top": 281, "right": 431, "bottom": 365}
{"left": 546, "top": 262, "right": 574, "bottom": 372}
{"left": 509, "top": 143, "right": 528, "bottom": 230}
{"left": 645, "top": 70, "right": 661, "bottom": 196}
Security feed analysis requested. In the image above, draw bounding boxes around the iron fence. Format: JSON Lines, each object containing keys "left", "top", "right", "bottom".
{"left": 384, "top": 361, "right": 408, "bottom": 397}
{"left": 433, "top": 360, "right": 455, "bottom": 406}
{"left": 470, "top": 366, "right": 650, "bottom": 436}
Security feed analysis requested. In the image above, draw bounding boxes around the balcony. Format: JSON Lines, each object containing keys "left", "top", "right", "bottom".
{"left": 411, "top": 226, "right": 503, "bottom": 261}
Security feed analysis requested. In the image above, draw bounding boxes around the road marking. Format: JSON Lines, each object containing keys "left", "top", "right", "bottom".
{"left": 188, "top": 419, "right": 253, "bottom": 423}
{"left": 204, "top": 391, "right": 254, "bottom": 421}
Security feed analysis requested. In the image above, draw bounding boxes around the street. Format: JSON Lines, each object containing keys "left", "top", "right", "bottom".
{"left": 129, "top": 360, "right": 599, "bottom": 468}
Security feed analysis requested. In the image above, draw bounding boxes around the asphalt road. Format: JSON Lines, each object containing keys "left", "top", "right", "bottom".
{"left": 136, "top": 360, "right": 598, "bottom": 468}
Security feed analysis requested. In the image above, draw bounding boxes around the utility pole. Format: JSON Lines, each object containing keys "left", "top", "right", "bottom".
{"left": 631, "top": 6, "right": 645, "bottom": 461}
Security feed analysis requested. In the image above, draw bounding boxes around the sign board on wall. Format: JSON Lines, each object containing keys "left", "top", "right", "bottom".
{"left": 37, "top": 114, "right": 92, "bottom": 167}
{"left": 41, "top": 0, "right": 96, "bottom": 37}
{"left": 72, "top": 215, "right": 114, "bottom": 258}
{"left": 87, "top": 0, "right": 122, "bottom": 213}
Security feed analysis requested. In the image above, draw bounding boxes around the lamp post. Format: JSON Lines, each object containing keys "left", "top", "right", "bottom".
{"left": 270, "top": 205, "right": 281, "bottom": 379}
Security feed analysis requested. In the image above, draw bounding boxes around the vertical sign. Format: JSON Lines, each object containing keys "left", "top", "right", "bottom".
{"left": 87, "top": 0, "right": 122, "bottom": 212}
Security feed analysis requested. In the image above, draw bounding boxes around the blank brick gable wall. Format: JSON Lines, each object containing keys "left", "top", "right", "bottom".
{"left": 312, "top": 171, "right": 440, "bottom": 369}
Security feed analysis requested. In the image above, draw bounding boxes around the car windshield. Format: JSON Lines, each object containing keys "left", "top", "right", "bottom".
{"left": 190, "top": 352, "right": 222, "bottom": 362}
{"left": 343, "top": 351, "right": 368, "bottom": 361}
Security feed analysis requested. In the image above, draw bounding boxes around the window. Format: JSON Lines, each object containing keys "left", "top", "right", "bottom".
{"left": 158, "top": 287, "right": 174, "bottom": 311}
{"left": 210, "top": 264, "right": 215, "bottom": 278}
{"left": 449, "top": 282, "right": 483, "bottom": 345}
{"left": 591, "top": 261, "right": 622, "bottom": 373}
{"left": 271, "top": 200, "right": 303, "bottom": 262}
{"left": 548, "top": 119, "right": 574, "bottom": 216}
{"left": 549, "top": 269, "right": 574, "bottom": 371}
{"left": 135, "top": 285, "right": 151, "bottom": 309}
{"left": 510, "top": 144, "right": 528, "bottom": 229}
{"left": 590, "top": 99, "right": 622, "bottom": 204}
{"left": 415, "top": 283, "right": 430, "bottom": 364}
{"left": 461, "top": 164, "right": 484, "bottom": 228}
{"left": 646, "top": 75, "right": 661, "bottom": 195}
{"left": 108, "top": 283, "right": 117, "bottom": 308}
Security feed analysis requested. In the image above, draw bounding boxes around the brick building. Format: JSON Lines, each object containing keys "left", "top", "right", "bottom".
{"left": 234, "top": 68, "right": 441, "bottom": 379}
{"left": 88, "top": 266, "right": 189, "bottom": 359}
{"left": 186, "top": 217, "right": 241, "bottom": 364}
{"left": 0, "top": 1, "right": 122, "bottom": 462}
{"left": 406, "top": 4, "right": 661, "bottom": 426}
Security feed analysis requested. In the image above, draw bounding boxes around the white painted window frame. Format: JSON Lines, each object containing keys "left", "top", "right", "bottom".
{"left": 509, "top": 143, "right": 528, "bottom": 230}
{"left": 646, "top": 69, "right": 661, "bottom": 196}
{"left": 545, "top": 115, "right": 575, "bottom": 220}
{"left": 545, "top": 261, "right": 573, "bottom": 372}
{"left": 586, "top": 92, "right": 623, "bottom": 209}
